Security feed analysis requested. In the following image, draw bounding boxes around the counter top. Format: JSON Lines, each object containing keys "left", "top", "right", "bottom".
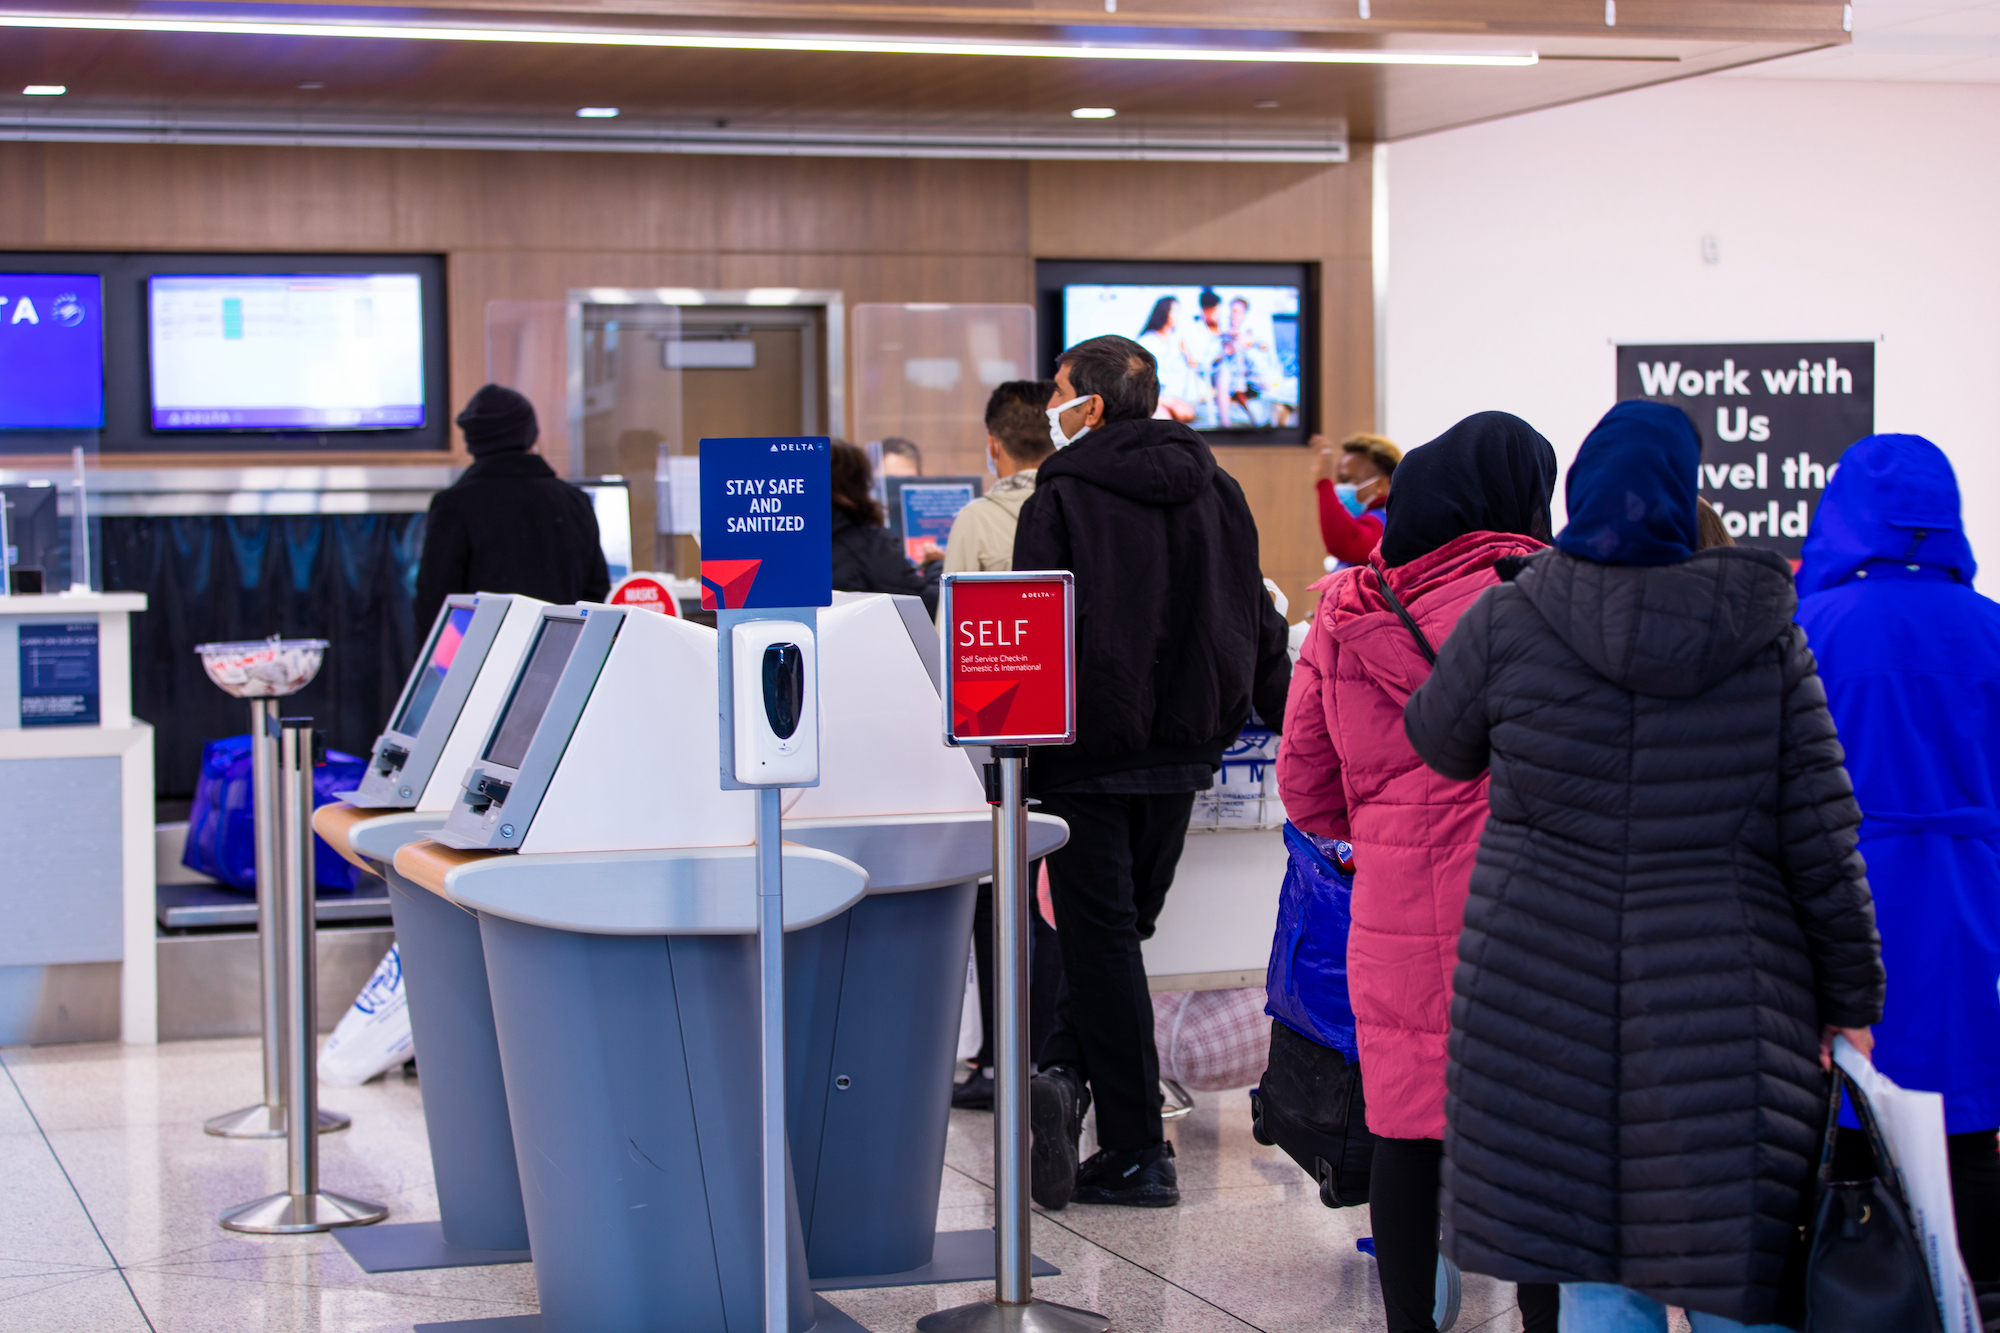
{"left": 0, "top": 592, "right": 147, "bottom": 614}
{"left": 395, "top": 840, "right": 869, "bottom": 936}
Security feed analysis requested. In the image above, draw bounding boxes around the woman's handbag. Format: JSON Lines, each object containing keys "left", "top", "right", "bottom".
{"left": 1798, "top": 1062, "right": 1946, "bottom": 1332}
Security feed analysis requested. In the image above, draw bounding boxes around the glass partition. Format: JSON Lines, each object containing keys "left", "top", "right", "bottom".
{"left": 850, "top": 304, "right": 1037, "bottom": 480}
{"left": 572, "top": 302, "right": 682, "bottom": 575}
{"left": 1, "top": 434, "right": 101, "bottom": 593}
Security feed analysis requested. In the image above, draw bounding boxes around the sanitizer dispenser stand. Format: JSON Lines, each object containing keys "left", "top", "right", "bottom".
{"left": 721, "top": 607, "right": 820, "bottom": 1333}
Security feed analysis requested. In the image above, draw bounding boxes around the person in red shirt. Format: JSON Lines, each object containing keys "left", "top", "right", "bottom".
{"left": 1313, "top": 432, "right": 1401, "bottom": 567}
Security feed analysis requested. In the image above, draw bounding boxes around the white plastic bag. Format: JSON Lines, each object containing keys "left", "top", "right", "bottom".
{"left": 1835, "top": 1038, "right": 1981, "bottom": 1333}
{"left": 955, "top": 944, "right": 982, "bottom": 1064}
{"left": 318, "top": 945, "right": 415, "bottom": 1087}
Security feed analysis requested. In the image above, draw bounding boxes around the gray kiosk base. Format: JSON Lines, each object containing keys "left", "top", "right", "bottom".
{"left": 810, "top": 1229, "right": 1059, "bottom": 1291}
{"left": 336, "top": 1220, "right": 531, "bottom": 1274}
{"left": 413, "top": 1295, "right": 873, "bottom": 1333}
{"left": 379, "top": 871, "right": 531, "bottom": 1263}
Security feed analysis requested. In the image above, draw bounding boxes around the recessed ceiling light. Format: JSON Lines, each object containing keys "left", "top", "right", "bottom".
{"left": 297, "top": 80, "right": 324, "bottom": 89}
{"left": 576, "top": 106, "right": 620, "bottom": 118}
{"left": 22, "top": 84, "right": 66, "bottom": 95}
{"left": 1254, "top": 99, "right": 1280, "bottom": 108}
{"left": 0, "top": 15, "right": 1540, "bottom": 67}
{"left": 1071, "top": 107, "right": 1116, "bottom": 119}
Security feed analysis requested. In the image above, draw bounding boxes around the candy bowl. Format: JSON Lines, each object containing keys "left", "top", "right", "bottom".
{"left": 195, "top": 637, "right": 329, "bottom": 699}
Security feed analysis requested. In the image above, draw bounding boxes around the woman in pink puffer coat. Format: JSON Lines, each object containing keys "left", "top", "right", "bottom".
{"left": 1277, "top": 413, "right": 1558, "bottom": 1333}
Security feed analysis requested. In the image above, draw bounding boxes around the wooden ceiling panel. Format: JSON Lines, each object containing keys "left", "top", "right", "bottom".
{"left": 0, "top": 1, "right": 1844, "bottom": 141}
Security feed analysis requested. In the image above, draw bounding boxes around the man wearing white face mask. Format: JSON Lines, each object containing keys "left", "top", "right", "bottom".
{"left": 940, "top": 380, "right": 1057, "bottom": 578}
{"left": 1014, "top": 335, "right": 1292, "bottom": 1211}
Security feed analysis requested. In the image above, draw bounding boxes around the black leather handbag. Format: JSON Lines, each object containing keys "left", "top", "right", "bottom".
{"left": 1798, "top": 1064, "right": 1945, "bottom": 1333}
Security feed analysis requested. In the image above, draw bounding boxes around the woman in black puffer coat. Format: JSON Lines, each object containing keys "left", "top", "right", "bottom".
{"left": 828, "top": 440, "right": 940, "bottom": 616}
{"left": 1404, "top": 402, "right": 1884, "bottom": 1331}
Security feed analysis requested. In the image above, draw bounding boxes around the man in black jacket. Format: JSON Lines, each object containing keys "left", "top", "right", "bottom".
{"left": 1016, "top": 335, "right": 1291, "bottom": 1210}
{"left": 413, "top": 385, "right": 610, "bottom": 632}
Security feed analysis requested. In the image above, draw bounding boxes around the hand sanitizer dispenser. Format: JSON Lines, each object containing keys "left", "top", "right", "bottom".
{"left": 731, "top": 620, "right": 818, "bottom": 786}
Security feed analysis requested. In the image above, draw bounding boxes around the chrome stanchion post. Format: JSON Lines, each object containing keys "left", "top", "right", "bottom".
{"left": 920, "top": 746, "right": 1106, "bottom": 1333}
{"left": 218, "top": 718, "right": 387, "bottom": 1235}
{"left": 200, "top": 639, "right": 346, "bottom": 1139}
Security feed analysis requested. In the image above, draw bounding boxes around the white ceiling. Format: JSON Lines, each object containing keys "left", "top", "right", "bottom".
{"left": 1724, "top": 0, "right": 2000, "bottom": 82}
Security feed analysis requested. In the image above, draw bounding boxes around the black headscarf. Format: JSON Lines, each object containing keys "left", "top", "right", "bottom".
{"left": 456, "top": 384, "right": 539, "bottom": 457}
{"left": 1378, "top": 411, "right": 1558, "bottom": 567}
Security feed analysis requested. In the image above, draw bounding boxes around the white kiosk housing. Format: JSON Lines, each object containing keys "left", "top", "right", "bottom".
{"left": 393, "top": 592, "right": 1066, "bottom": 1328}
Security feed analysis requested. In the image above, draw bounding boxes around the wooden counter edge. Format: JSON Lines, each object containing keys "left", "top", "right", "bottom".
{"left": 394, "top": 839, "right": 505, "bottom": 901}
{"left": 312, "top": 802, "right": 379, "bottom": 874}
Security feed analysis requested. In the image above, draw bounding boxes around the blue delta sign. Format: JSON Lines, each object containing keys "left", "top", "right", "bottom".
{"left": 698, "top": 436, "right": 832, "bottom": 610}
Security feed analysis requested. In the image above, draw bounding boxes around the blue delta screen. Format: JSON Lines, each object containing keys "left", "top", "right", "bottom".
{"left": 0, "top": 275, "right": 105, "bottom": 430}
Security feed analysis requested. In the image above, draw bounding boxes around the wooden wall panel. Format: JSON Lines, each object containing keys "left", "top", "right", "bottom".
{"left": 1, "top": 140, "right": 1371, "bottom": 611}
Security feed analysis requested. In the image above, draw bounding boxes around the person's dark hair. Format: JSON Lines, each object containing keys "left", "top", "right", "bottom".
{"left": 1198, "top": 289, "right": 1222, "bottom": 311}
{"left": 985, "top": 380, "right": 1059, "bottom": 465}
{"left": 1054, "top": 335, "right": 1160, "bottom": 423}
{"left": 1379, "top": 412, "right": 1558, "bottom": 568}
{"left": 829, "top": 440, "right": 885, "bottom": 526}
{"left": 1696, "top": 497, "right": 1735, "bottom": 550}
{"left": 880, "top": 437, "right": 922, "bottom": 472}
{"left": 1141, "top": 296, "right": 1178, "bottom": 336}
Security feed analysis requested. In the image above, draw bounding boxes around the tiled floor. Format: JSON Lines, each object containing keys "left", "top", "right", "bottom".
{"left": 0, "top": 1038, "right": 1546, "bottom": 1333}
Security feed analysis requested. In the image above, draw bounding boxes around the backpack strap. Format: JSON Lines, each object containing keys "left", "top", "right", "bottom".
{"left": 1373, "top": 569, "right": 1437, "bottom": 666}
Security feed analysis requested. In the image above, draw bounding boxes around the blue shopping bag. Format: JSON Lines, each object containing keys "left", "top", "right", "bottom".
{"left": 182, "top": 735, "right": 369, "bottom": 892}
{"left": 1263, "top": 820, "right": 1358, "bottom": 1057}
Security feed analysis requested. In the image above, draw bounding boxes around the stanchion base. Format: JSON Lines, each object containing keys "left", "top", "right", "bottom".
{"left": 203, "top": 1104, "right": 351, "bottom": 1138}
{"left": 218, "top": 1190, "right": 388, "bottom": 1234}
{"left": 917, "top": 1299, "right": 1110, "bottom": 1333}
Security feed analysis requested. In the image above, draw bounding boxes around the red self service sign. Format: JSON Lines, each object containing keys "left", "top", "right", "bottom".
{"left": 942, "top": 571, "right": 1075, "bottom": 747}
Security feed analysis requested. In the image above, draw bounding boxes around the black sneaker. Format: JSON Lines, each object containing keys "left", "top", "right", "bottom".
{"left": 951, "top": 1068, "right": 994, "bottom": 1111}
{"left": 1073, "top": 1141, "right": 1179, "bottom": 1208}
{"left": 1029, "top": 1065, "right": 1088, "bottom": 1210}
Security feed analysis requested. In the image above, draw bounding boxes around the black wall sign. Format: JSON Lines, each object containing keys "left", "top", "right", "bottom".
{"left": 1615, "top": 342, "right": 1874, "bottom": 560}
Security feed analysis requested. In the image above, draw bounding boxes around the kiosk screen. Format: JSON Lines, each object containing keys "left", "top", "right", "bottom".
{"left": 394, "top": 603, "right": 476, "bottom": 737}
{"left": 484, "top": 617, "right": 584, "bottom": 770}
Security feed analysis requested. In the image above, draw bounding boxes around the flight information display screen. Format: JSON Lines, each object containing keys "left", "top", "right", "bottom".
{"left": 148, "top": 273, "right": 425, "bottom": 430}
{"left": 393, "top": 603, "right": 476, "bottom": 738}
{"left": 0, "top": 275, "right": 104, "bottom": 429}
{"left": 483, "top": 618, "right": 584, "bottom": 772}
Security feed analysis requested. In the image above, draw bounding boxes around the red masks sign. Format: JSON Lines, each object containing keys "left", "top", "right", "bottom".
{"left": 941, "top": 571, "right": 1075, "bottom": 747}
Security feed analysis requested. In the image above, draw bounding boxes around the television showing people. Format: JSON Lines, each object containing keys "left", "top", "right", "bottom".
{"left": 1063, "top": 283, "right": 1300, "bottom": 432}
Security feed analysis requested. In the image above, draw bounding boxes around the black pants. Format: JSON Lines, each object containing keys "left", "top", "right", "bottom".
{"left": 1834, "top": 1125, "right": 2000, "bottom": 1283}
{"left": 1371, "top": 1137, "right": 1559, "bottom": 1333}
{"left": 969, "top": 862, "right": 1064, "bottom": 1069}
{"left": 1035, "top": 789, "right": 1196, "bottom": 1153}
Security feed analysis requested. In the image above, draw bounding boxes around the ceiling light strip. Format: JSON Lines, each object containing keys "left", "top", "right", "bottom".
{"left": 0, "top": 116, "right": 1352, "bottom": 161}
{"left": 0, "top": 12, "right": 1538, "bottom": 65}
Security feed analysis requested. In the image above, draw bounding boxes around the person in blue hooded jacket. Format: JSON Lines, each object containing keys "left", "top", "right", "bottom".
{"left": 1794, "top": 433, "right": 2000, "bottom": 1302}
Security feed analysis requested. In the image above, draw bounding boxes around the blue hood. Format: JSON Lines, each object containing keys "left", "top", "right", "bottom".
{"left": 1796, "top": 433, "right": 1975, "bottom": 597}
{"left": 1554, "top": 400, "right": 1700, "bottom": 567}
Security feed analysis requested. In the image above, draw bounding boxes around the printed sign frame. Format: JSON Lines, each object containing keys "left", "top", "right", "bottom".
{"left": 941, "top": 570, "right": 1075, "bottom": 748}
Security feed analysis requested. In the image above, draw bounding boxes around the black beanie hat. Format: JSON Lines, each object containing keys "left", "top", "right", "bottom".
{"left": 456, "top": 384, "right": 539, "bottom": 457}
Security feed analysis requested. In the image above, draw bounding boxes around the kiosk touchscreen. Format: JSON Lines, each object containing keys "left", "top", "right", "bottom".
{"left": 435, "top": 603, "right": 751, "bottom": 853}
{"left": 346, "top": 593, "right": 547, "bottom": 810}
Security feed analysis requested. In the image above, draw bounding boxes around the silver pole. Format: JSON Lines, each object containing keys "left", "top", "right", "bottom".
{"left": 757, "top": 784, "right": 788, "bottom": 1333}
{"left": 993, "top": 752, "right": 1031, "bottom": 1303}
{"left": 218, "top": 719, "right": 387, "bottom": 1236}
{"left": 205, "top": 699, "right": 350, "bottom": 1139}
{"left": 282, "top": 720, "right": 317, "bottom": 1199}
{"left": 920, "top": 749, "right": 1107, "bottom": 1333}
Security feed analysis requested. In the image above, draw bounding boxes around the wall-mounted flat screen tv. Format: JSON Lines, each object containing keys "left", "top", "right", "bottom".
{"left": 1037, "top": 260, "right": 1315, "bottom": 445}
{"left": 149, "top": 273, "right": 425, "bottom": 431}
{"left": 0, "top": 274, "right": 104, "bottom": 430}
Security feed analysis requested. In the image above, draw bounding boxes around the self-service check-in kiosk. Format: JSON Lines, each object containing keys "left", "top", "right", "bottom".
{"left": 312, "top": 592, "right": 546, "bottom": 1271}
{"left": 391, "top": 592, "right": 1066, "bottom": 1331}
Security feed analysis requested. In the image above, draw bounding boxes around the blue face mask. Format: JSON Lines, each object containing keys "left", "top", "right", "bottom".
{"left": 1334, "top": 482, "right": 1368, "bottom": 518}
